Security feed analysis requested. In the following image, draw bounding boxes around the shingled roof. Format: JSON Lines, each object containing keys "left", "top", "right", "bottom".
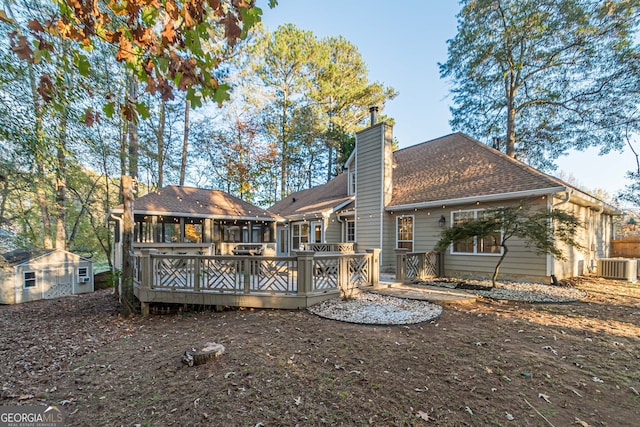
{"left": 389, "top": 132, "right": 567, "bottom": 207}
{"left": 269, "top": 172, "right": 353, "bottom": 218}
{"left": 111, "top": 185, "right": 275, "bottom": 220}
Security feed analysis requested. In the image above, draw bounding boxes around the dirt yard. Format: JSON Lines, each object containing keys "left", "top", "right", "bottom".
{"left": 1, "top": 277, "right": 638, "bottom": 426}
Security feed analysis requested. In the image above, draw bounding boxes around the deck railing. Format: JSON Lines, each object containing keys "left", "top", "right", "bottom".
{"left": 395, "top": 249, "right": 441, "bottom": 282}
{"left": 133, "top": 248, "right": 380, "bottom": 313}
{"left": 305, "top": 243, "right": 356, "bottom": 253}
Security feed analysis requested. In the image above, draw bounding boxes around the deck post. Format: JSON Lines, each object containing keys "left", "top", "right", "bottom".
{"left": 395, "top": 248, "right": 408, "bottom": 283}
{"left": 366, "top": 249, "right": 381, "bottom": 288}
{"left": 296, "top": 251, "right": 315, "bottom": 296}
{"left": 242, "top": 258, "right": 250, "bottom": 294}
{"left": 193, "top": 256, "right": 201, "bottom": 292}
{"left": 140, "top": 249, "right": 157, "bottom": 290}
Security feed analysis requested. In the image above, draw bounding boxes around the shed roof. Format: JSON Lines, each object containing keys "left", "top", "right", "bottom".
{"left": 111, "top": 185, "right": 276, "bottom": 220}
{"left": 0, "top": 249, "right": 91, "bottom": 267}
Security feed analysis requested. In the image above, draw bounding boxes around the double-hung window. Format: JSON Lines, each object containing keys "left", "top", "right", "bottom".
{"left": 451, "top": 209, "right": 502, "bottom": 255}
{"left": 396, "top": 216, "right": 414, "bottom": 252}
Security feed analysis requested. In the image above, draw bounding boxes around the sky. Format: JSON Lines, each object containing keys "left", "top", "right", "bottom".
{"left": 259, "top": 0, "right": 637, "bottom": 199}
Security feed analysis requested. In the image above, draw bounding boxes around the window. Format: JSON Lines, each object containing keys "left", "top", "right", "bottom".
{"left": 291, "top": 223, "right": 309, "bottom": 250}
{"left": 23, "top": 271, "right": 36, "bottom": 288}
{"left": 396, "top": 216, "right": 414, "bottom": 252}
{"left": 348, "top": 169, "right": 356, "bottom": 195}
{"left": 345, "top": 220, "right": 355, "bottom": 242}
{"left": 78, "top": 267, "right": 88, "bottom": 277}
{"left": 184, "top": 222, "right": 203, "bottom": 243}
{"left": 313, "top": 223, "right": 322, "bottom": 243}
{"left": 451, "top": 209, "right": 502, "bottom": 255}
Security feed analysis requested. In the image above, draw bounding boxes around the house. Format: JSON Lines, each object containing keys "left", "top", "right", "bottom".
{"left": 270, "top": 118, "right": 619, "bottom": 283}
{"left": 110, "top": 185, "right": 278, "bottom": 269}
{"left": 0, "top": 249, "right": 94, "bottom": 304}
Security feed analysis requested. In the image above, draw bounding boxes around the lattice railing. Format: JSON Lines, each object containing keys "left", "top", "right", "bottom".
{"left": 306, "top": 243, "right": 356, "bottom": 253}
{"left": 405, "top": 252, "right": 439, "bottom": 281}
{"left": 153, "top": 256, "right": 198, "bottom": 289}
{"left": 249, "top": 258, "right": 298, "bottom": 294}
{"left": 140, "top": 250, "right": 377, "bottom": 298}
{"left": 313, "top": 257, "right": 339, "bottom": 289}
{"left": 312, "top": 253, "right": 372, "bottom": 292}
{"left": 349, "top": 256, "right": 370, "bottom": 287}
{"left": 201, "top": 257, "right": 243, "bottom": 292}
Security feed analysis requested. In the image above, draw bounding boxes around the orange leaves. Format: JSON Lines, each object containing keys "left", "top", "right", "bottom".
{"left": 115, "top": 37, "right": 135, "bottom": 62}
{"left": 161, "top": 21, "right": 176, "bottom": 44}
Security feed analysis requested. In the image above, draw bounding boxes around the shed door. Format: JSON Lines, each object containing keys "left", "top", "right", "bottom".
{"left": 42, "top": 267, "right": 74, "bottom": 299}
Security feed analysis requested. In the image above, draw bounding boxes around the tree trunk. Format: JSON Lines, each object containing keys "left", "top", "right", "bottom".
{"left": 120, "top": 175, "right": 136, "bottom": 316}
{"left": 157, "top": 100, "right": 166, "bottom": 189}
{"left": 492, "top": 244, "right": 509, "bottom": 287}
{"left": 280, "top": 92, "right": 288, "bottom": 200}
{"left": 30, "top": 65, "right": 52, "bottom": 248}
{"left": 54, "top": 116, "right": 68, "bottom": 251}
{"left": 327, "top": 143, "right": 333, "bottom": 182}
{"left": 180, "top": 99, "right": 190, "bottom": 186}
{"left": 128, "top": 75, "right": 139, "bottom": 181}
{"left": 505, "top": 70, "right": 517, "bottom": 158}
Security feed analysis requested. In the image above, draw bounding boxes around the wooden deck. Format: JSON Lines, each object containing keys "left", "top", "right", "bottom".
{"left": 133, "top": 249, "right": 381, "bottom": 313}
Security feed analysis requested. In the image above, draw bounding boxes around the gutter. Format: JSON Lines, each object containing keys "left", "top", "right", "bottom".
{"left": 385, "top": 187, "right": 567, "bottom": 212}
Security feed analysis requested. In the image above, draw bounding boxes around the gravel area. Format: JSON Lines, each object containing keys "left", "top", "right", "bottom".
{"left": 425, "top": 279, "right": 587, "bottom": 303}
{"left": 308, "top": 292, "right": 443, "bottom": 325}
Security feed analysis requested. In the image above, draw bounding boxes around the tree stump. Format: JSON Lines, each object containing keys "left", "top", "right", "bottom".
{"left": 182, "top": 342, "right": 225, "bottom": 367}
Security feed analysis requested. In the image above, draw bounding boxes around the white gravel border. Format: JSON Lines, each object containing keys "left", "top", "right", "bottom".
{"left": 308, "top": 293, "right": 443, "bottom": 325}
{"left": 426, "top": 280, "right": 587, "bottom": 303}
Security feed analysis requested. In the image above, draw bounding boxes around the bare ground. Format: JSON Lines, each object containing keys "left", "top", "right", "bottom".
{"left": 1, "top": 277, "right": 638, "bottom": 426}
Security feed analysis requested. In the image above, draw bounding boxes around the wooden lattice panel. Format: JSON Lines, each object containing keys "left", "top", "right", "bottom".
{"left": 201, "top": 258, "right": 241, "bottom": 291}
{"left": 313, "top": 258, "right": 338, "bottom": 289}
{"left": 251, "top": 259, "right": 297, "bottom": 293}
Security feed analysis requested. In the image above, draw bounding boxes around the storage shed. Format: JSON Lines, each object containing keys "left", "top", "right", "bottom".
{"left": 0, "top": 249, "right": 94, "bottom": 304}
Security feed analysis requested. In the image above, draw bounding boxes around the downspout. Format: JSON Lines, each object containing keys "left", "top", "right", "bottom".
{"left": 109, "top": 213, "right": 123, "bottom": 272}
{"left": 552, "top": 188, "right": 572, "bottom": 209}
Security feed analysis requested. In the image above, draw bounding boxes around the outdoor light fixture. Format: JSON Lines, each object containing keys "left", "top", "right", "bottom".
{"left": 438, "top": 215, "right": 446, "bottom": 227}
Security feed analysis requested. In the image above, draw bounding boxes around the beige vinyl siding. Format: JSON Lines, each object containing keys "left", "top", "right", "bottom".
{"left": 444, "top": 198, "right": 548, "bottom": 281}
{"left": 552, "top": 200, "right": 614, "bottom": 279}
{"left": 387, "top": 197, "right": 551, "bottom": 282}
{"left": 323, "top": 213, "right": 343, "bottom": 243}
{"left": 355, "top": 123, "right": 386, "bottom": 253}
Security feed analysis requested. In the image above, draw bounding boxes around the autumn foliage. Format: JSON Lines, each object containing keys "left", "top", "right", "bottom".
{"left": 6, "top": 0, "right": 273, "bottom": 110}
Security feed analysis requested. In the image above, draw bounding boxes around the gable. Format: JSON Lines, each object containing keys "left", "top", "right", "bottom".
{"left": 269, "top": 173, "right": 353, "bottom": 218}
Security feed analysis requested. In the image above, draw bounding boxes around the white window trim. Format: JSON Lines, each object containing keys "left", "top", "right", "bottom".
{"left": 23, "top": 271, "right": 37, "bottom": 289}
{"left": 450, "top": 209, "right": 503, "bottom": 256}
{"left": 344, "top": 219, "right": 355, "bottom": 242}
{"left": 396, "top": 215, "right": 414, "bottom": 251}
{"left": 348, "top": 169, "right": 356, "bottom": 196}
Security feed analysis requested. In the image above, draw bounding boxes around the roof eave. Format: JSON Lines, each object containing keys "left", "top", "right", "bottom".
{"left": 109, "top": 209, "right": 275, "bottom": 221}
{"left": 386, "top": 187, "right": 568, "bottom": 211}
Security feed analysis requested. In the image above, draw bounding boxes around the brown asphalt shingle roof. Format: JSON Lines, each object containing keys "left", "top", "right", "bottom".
{"left": 271, "top": 132, "right": 571, "bottom": 216}
{"left": 112, "top": 185, "right": 275, "bottom": 219}
{"left": 269, "top": 172, "right": 353, "bottom": 217}
{"left": 389, "top": 132, "right": 566, "bottom": 206}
